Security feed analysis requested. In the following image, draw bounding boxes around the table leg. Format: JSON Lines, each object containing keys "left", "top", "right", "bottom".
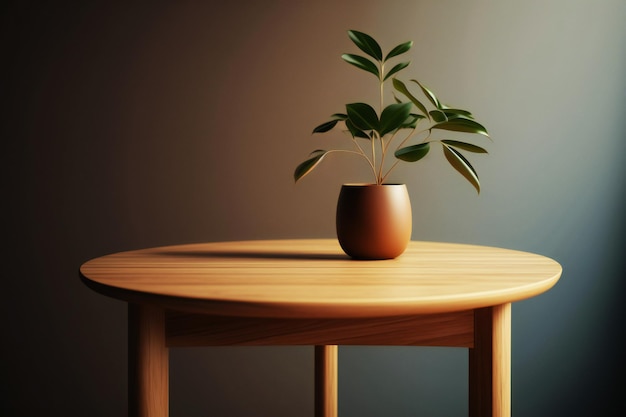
{"left": 128, "top": 303, "right": 169, "bottom": 417}
{"left": 315, "top": 345, "right": 338, "bottom": 417}
{"left": 469, "top": 304, "right": 511, "bottom": 417}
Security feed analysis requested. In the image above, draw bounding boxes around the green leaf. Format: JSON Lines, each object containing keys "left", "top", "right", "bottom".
{"left": 441, "top": 108, "right": 473, "bottom": 119}
{"left": 379, "top": 102, "right": 412, "bottom": 136}
{"left": 395, "top": 142, "right": 430, "bottom": 162}
{"left": 346, "top": 102, "right": 379, "bottom": 132}
{"left": 385, "top": 41, "right": 413, "bottom": 61}
{"left": 392, "top": 78, "right": 429, "bottom": 118}
{"left": 429, "top": 110, "right": 448, "bottom": 123}
{"left": 410, "top": 79, "right": 441, "bottom": 109}
{"left": 383, "top": 61, "right": 410, "bottom": 81}
{"left": 442, "top": 144, "right": 480, "bottom": 193}
{"left": 294, "top": 150, "right": 328, "bottom": 182}
{"left": 347, "top": 30, "right": 383, "bottom": 61}
{"left": 312, "top": 119, "right": 339, "bottom": 133}
{"left": 400, "top": 113, "right": 426, "bottom": 129}
{"left": 441, "top": 140, "right": 488, "bottom": 153}
{"left": 312, "top": 113, "right": 349, "bottom": 133}
{"left": 432, "top": 119, "right": 490, "bottom": 137}
{"left": 346, "top": 119, "right": 370, "bottom": 139}
{"left": 341, "top": 54, "right": 380, "bottom": 78}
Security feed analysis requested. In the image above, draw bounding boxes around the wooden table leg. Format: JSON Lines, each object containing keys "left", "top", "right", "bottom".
{"left": 315, "top": 345, "right": 338, "bottom": 417}
{"left": 128, "top": 303, "right": 169, "bottom": 417}
{"left": 469, "top": 304, "right": 511, "bottom": 417}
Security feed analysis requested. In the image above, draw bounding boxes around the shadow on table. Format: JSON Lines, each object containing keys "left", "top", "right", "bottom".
{"left": 154, "top": 250, "right": 351, "bottom": 261}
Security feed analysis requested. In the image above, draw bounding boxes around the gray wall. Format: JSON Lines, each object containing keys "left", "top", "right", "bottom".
{"left": 3, "top": 1, "right": 625, "bottom": 416}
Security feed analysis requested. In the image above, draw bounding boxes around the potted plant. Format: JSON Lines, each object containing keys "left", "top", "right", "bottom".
{"left": 294, "top": 30, "right": 490, "bottom": 259}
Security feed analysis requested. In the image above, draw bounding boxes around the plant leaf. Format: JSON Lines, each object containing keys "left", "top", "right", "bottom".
{"left": 410, "top": 79, "right": 441, "bottom": 109}
{"left": 395, "top": 142, "right": 430, "bottom": 162}
{"left": 392, "top": 78, "right": 429, "bottom": 118}
{"left": 429, "top": 110, "right": 448, "bottom": 123}
{"left": 400, "top": 113, "right": 426, "bottom": 129}
{"left": 347, "top": 30, "right": 383, "bottom": 61}
{"left": 346, "top": 119, "right": 370, "bottom": 139}
{"left": 346, "top": 102, "right": 379, "bottom": 132}
{"left": 385, "top": 41, "right": 413, "bottom": 61}
{"left": 341, "top": 54, "right": 380, "bottom": 78}
{"left": 383, "top": 61, "right": 410, "bottom": 81}
{"left": 442, "top": 143, "right": 480, "bottom": 193}
{"left": 432, "top": 119, "right": 490, "bottom": 137}
{"left": 294, "top": 150, "right": 328, "bottom": 182}
{"left": 312, "top": 119, "right": 339, "bottom": 133}
{"left": 441, "top": 108, "right": 473, "bottom": 119}
{"left": 312, "top": 113, "right": 350, "bottom": 133}
{"left": 441, "top": 140, "right": 488, "bottom": 153}
{"left": 379, "top": 102, "right": 412, "bottom": 136}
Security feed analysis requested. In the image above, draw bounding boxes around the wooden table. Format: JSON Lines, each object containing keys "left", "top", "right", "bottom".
{"left": 80, "top": 239, "right": 561, "bottom": 417}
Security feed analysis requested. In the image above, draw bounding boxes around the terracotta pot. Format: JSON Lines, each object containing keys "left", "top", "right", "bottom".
{"left": 336, "top": 184, "right": 412, "bottom": 260}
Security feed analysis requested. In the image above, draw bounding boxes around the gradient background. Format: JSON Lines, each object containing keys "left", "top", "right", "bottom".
{"left": 2, "top": 1, "right": 625, "bottom": 416}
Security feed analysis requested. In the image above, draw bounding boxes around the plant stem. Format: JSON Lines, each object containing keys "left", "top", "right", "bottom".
{"left": 378, "top": 135, "right": 385, "bottom": 184}
{"left": 379, "top": 62, "right": 384, "bottom": 115}
{"left": 381, "top": 160, "right": 400, "bottom": 184}
{"left": 378, "top": 61, "right": 385, "bottom": 184}
{"left": 381, "top": 123, "right": 430, "bottom": 183}
{"left": 350, "top": 137, "right": 377, "bottom": 180}
{"left": 395, "top": 125, "right": 430, "bottom": 153}
{"left": 371, "top": 133, "right": 377, "bottom": 183}
{"left": 383, "top": 130, "right": 400, "bottom": 154}
{"left": 329, "top": 148, "right": 378, "bottom": 182}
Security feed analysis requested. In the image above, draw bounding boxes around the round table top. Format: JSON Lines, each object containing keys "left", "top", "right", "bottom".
{"left": 80, "top": 239, "right": 562, "bottom": 318}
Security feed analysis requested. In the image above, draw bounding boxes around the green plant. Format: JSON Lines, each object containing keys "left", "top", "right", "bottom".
{"left": 294, "top": 30, "right": 490, "bottom": 193}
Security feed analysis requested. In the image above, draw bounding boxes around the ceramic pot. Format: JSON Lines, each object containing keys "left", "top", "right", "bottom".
{"left": 336, "top": 184, "right": 412, "bottom": 260}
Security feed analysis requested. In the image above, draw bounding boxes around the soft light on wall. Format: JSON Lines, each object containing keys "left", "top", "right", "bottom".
{"left": 2, "top": 1, "right": 625, "bottom": 416}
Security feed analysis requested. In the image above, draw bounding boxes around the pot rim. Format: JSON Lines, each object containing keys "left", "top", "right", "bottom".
{"left": 341, "top": 183, "right": 406, "bottom": 187}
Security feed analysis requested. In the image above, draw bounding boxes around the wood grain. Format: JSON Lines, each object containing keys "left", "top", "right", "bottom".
{"left": 165, "top": 310, "right": 474, "bottom": 347}
{"left": 315, "top": 345, "right": 338, "bottom": 417}
{"left": 492, "top": 303, "right": 511, "bottom": 417}
{"left": 469, "top": 304, "right": 511, "bottom": 417}
{"left": 128, "top": 303, "right": 168, "bottom": 417}
{"left": 80, "top": 240, "right": 561, "bottom": 417}
{"left": 80, "top": 239, "right": 562, "bottom": 319}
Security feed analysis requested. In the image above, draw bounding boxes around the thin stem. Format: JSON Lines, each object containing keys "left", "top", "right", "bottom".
{"left": 381, "top": 123, "right": 431, "bottom": 183}
{"left": 379, "top": 129, "right": 399, "bottom": 182}
{"left": 342, "top": 131, "right": 379, "bottom": 182}
{"left": 378, "top": 136, "right": 385, "bottom": 184}
{"left": 328, "top": 148, "right": 378, "bottom": 182}
{"left": 380, "top": 160, "right": 400, "bottom": 184}
{"left": 328, "top": 149, "right": 367, "bottom": 158}
{"left": 371, "top": 133, "right": 377, "bottom": 183}
{"left": 379, "top": 62, "right": 385, "bottom": 114}
{"left": 351, "top": 135, "right": 368, "bottom": 157}
{"left": 383, "top": 130, "right": 400, "bottom": 154}
{"left": 378, "top": 61, "right": 385, "bottom": 184}
{"left": 395, "top": 125, "right": 430, "bottom": 153}
{"left": 350, "top": 137, "right": 377, "bottom": 180}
